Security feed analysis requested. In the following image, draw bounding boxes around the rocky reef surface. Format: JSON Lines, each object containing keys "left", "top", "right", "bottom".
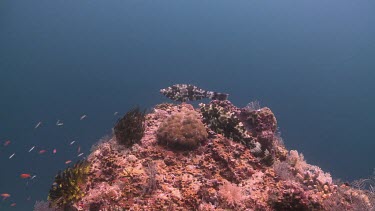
{"left": 37, "top": 100, "right": 375, "bottom": 211}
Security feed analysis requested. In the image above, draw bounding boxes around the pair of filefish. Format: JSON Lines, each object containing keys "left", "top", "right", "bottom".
{"left": 160, "top": 84, "right": 228, "bottom": 102}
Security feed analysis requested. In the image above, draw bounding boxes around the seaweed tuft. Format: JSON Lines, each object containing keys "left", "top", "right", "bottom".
{"left": 114, "top": 107, "right": 146, "bottom": 147}
{"left": 48, "top": 160, "right": 90, "bottom": 209}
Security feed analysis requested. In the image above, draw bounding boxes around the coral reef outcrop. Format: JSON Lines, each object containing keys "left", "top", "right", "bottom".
{"left": 41, "top": 100, "right": 374, "bottom": 211}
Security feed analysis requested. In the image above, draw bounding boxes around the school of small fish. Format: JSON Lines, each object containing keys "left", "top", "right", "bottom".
{"left": 0, "top": 112, "right": 118, "bottom": 208}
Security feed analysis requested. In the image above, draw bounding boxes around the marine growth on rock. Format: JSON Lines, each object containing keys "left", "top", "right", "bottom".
{"left": 39, "top": 88, "right": 375, "bottom": 211}
{"left": 48, "top": 160, "right": 90, "bottom": 209}
{"left": 160, "top": 84, "right": 229, "bottom": 102}
{"left": 114, "top": 107, "right": 145, "bottom": 147}
{"left": 157, "top": 107, "right": 208, "bottom": 150}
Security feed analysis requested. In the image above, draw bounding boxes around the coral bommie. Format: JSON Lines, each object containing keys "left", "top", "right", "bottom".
{"left": 157, "top": 107, "right": 208, "bottom": 150}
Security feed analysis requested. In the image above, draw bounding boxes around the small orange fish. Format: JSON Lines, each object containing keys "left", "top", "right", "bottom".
{"left": 65, "top": 160, "right": 72, "bottom": 164}
{"left": 20, "top": 174, "right": 31, "bottom": 179}
{"left": 38, "top": 150, "right": 46, "bottom": 154}
{"left": 1, "top": 193, "right": 10, "bottom": 199}
{"left": 10, "top": 203, "right": 16, "bottom": 206}
{"left": 4, "top": 140, "right": 11, "bottom": 146}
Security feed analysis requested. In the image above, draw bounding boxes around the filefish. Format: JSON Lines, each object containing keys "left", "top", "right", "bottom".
{"left": 160, "top": 84, "right": 229, "bottom": 102}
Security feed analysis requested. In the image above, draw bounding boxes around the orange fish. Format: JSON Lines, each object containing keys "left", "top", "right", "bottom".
{"left": 65, "top": 160, "right": 72, "bottom": 164}
{"left": 20, "top": 174, "right": 31, "bottom": 179}
{"left": 4, "top": 140, "right": 11, "bottom": 146}
{"left": 10, "top": 203, "right": 16, "bottom": 207}
{"left": 38, "top": 150, "right": 46, "bottom": 154}
{"left": 1, "top": 193, "right": 10, "bottom": 199}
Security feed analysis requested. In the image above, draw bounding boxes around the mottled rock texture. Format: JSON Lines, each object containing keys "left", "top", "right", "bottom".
{"left": 43, "top": 102, "right": 374, "bottom": 211}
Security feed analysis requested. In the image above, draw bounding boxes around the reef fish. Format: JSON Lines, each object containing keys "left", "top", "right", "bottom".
{"left": 56, "top": 120, "right": 64, "bottom": 126}
{"left": 9, "top": 153, "right": 15, "bottom": 159}
{"left": 160, "top": 84, "right": 229, "bottom": 102}
{"left": 20, "top": 174, "right": 31, "bottom": 179}
{"left": 28, "top": 146, "right": 35, "bottom": 152}
{"left": 34, "top": 121, "right": 42, "bottom": 129}
{"left": 1, "top": 193, "right": 10, "bottom": 200}
{"left": 4, "top": 140, "right": 11, "bottom": 146}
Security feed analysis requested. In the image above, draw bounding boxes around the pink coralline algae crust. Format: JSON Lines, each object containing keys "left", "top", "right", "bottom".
{"left": 48, "top": 102, "right": 374, "bottom": 211}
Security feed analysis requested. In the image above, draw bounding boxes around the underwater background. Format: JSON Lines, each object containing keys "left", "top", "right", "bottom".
{"left": 1, "top": 1, "right": 374, "bottom": 210}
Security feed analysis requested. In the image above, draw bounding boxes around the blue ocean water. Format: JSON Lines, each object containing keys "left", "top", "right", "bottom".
{"left": 1, "top": 1, "right": 375, "bottom": 210}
